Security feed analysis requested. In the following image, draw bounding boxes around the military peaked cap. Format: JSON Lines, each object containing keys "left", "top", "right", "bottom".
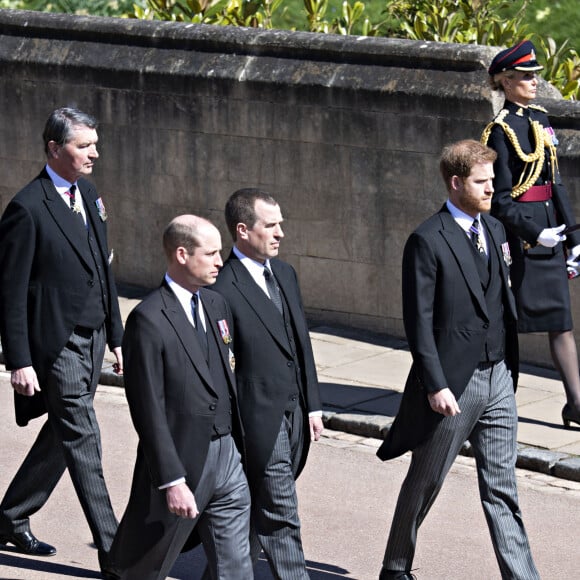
{"left": 488, "top": 40, "right": 544, "bottom": 76}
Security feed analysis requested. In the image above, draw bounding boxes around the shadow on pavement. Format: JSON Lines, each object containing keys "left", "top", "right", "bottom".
{"left": 0, "top": 552, "right": 100, "bottom": 578}
{"left": 170, "top": 545, "right": 353, "bottom": 579}
{"left": 518, "top": 415, "right": 580, "bottom": 430}
{"left": 319, "top": 382, "right": 401, "bottom": 417}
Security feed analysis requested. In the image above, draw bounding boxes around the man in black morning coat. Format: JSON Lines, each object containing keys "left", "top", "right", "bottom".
{"left": 213, "top": 188, "right": 323, "bottom": 579}
{"left": 110, "top": 215, "right": 252, "bottom": 580}
{"left": 0, "top": 107, "right": 123, "bottom": 579}
{"left": 376, "top": 140, "right": 539, "bottom": 580}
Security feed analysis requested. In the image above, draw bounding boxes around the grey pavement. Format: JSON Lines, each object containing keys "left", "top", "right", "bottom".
{"left": 2, "top": 288, "right": 580, "bottom": 487}
{"left": 97, "top": 292, "right": 580, "bottom": 483}
{"left": 1, "top": 379, "right": 579, "bottom": 579}
{"left": 1, "top": 290, "right": 580, "bottom": 579}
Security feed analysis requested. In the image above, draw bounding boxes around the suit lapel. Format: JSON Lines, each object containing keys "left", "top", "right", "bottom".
{"left": 438, "top": 210, "right": 489, "bottom": 320}
{"left": 81, "top": 183, "right": 108, "bottom": 259}
{"left": 160, "top": 284, "right": 216, "bottom": 393}
{"left": 270, "top": 260, "right": 303, "bottom": 327}
{"left": 40, "top": 173, "right": 93, "bottom": 269}
{"left": 481, "top": 214, "right": 518, "bottom": 319}
{"left": 200, "top": 288, "right": 236, "bottom": 395}
{"left": 228, "top": 256, "right": 292, "bottom": 356}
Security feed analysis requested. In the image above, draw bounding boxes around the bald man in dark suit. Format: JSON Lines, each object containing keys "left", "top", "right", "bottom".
{"left": 110, "top": 216, "right": 252, "bottom": 580}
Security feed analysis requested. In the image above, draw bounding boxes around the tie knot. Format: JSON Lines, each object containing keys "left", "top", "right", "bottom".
{"left": 67, "top": 184, "right": 80, "bottom": 213}
{"left": 470, "top": 218, "right": 480, "bottom": 235}
{"left": 263, "top": 267, "right": 272, "bottom": 280}
{"left": 191, "top": 293, "right": 199, "bottom": 307}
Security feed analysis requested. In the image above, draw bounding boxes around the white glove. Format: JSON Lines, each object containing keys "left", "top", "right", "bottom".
{"left": 537, "top": 224, "right": 566, "bottom": 248}
{"left": 567, "top": 258, "right": 580, "bottom": 279}
{"left": 571, "top": 244, "right": 580, "bottom": 259}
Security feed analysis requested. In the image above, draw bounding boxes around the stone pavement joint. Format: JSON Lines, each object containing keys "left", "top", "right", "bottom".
{"left": 2, "top": 289, "right": 580, "bottom": 485}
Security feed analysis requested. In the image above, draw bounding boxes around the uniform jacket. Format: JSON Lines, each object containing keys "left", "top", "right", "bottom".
{"left": 212, "top": 252, "right": 321, "bottom": 483}
{"left": 0, "top": 168, "right": 123, "bottom": 426}
{"left": 377, "top": 207, "right": 518, "bottom": 460}
{"left": 487, "top": 100, "right": 580, "bottom": 253}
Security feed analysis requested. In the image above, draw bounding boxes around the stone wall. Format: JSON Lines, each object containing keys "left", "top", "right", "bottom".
{"left": 1, "top": 9, "right": 580, "bottom": 364}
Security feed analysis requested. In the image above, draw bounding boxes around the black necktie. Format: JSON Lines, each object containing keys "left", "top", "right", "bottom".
{"left": 470, "top": 218, "right": 485, "bottom": 255}
{"left": 191, "top": 294, "right": 208, "bottom": 359}
{"left": 263, "top": 267, "right": 283, "bottom": 315}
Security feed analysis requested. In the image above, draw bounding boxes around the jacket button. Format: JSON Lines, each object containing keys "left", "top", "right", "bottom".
{"left": 88, "top": 280, "right": 95, "bottom": 287}
{"left": 209, "top": 404, "right": 216, "bottom": 411}
{"left": 287, "top": 361, "right": 293, "bottom": 367}
{"left": 483, "top": 323, "right": 489, "bottom": 329}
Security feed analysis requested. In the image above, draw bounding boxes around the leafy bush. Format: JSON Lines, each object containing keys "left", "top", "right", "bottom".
{"left": 0, "top": 0, "right": 137, "bottom": 16}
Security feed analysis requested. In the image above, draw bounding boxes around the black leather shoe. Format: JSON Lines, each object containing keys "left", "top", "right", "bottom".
{"left": 379, "top": 570, "right": 417, "bottom": 580}
{"left": 0, "top": 530, "right": 56, "bottom": 556}
{"left": 562, "top": 403, "right": 580, "bottom": 428}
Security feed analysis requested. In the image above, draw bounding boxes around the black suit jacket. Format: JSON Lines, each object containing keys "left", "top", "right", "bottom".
{"left": 377, "top": 206, "right": 518, "bottom": 460}
{"left": 112, "top": 282, "right": 243, "bottom": 566}
{"left": 212, "top": 252, "right": 321, "bottom": 483}
{"left": 0, "top": 168, "right": 123, "bottom": 426}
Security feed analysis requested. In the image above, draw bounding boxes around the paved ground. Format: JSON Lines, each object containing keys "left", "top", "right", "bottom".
{"left": 1, "top": 292, "right": 580, "bottom": 579}
{"left": 98, "top": 294, "right": 580, "bottom": 483}
{"left": 0, "top": 378, "right": 579, "bottom": 580}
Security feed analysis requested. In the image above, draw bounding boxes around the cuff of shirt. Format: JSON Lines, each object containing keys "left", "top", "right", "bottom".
{"left": 159, "top": 477, "right": 186, "bottom": 490}
{"left": 308, "top": 410, "right": 322, "bottom": 417}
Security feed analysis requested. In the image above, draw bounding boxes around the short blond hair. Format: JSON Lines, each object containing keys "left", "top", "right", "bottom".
{"left": 489, "top": 69, "right": 516, "bottom": 91}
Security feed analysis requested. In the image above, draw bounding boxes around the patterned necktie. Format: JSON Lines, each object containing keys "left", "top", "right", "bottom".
{"left": 68, "top": 184, "right": 77, "bottom": 210}
{"left": 469, "top": 218, "right": 485, "bottom": 254}
{"left": 191, "top": 294, "right": 208, "bottom": 359}
{"left": 67, "top": 184, "right": 86, "bottom": 227}
{"left": 263, "top": 267, "right": 283, "bottom": 315}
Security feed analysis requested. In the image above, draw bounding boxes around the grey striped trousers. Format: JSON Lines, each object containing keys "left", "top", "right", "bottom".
{"left": 250, "top": 405, "right": 309, "bottom": 580}
{"left": 382, "top": 360, "right": 539, "bottom": 579}
{"left": 0, "top": 326, "right": 118, "bottom": 555}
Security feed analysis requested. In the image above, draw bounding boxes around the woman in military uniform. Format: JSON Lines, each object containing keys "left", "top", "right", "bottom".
{"left": 482, "top": 40, "right": 580, "bottom": 428}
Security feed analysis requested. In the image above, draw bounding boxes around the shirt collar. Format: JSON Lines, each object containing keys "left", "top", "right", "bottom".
{"left": 165, "top": 273, "right": 199, "bottom": 325}
{"left": 446, "top": 200, "right": 481, "bottom": 234}
{"left": 45, "top": 164, "right": 76, "bottom": 193}
{"left": 233, "top": 245, "right": 272, "bottom": 273}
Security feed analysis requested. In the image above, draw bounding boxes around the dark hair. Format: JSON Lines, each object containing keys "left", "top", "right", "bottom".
{"left": 43, "top": 107, "right": 98, "bottom": 155}
{"left": 439, "top": 140, "right": 497, "bottom": 190}
{"left": 224, "top": 188, "right": 277, "bottom": 241}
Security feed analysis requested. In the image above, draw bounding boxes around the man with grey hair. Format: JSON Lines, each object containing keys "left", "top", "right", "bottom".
{"left": 0, "top": 107, "right": 123, "bottom": 579}
{"left": 110, "top": 215, "right": 252, "bottom": 580}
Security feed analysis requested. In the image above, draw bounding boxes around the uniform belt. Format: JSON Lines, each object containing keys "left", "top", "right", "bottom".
{"left": 516, "top": 183, "right": 552, "bottom": 202}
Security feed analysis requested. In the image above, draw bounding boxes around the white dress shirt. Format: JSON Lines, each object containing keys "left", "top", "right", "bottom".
{"left": 446, "top": 199, "right": 488, "bottom": 256}
{"left": 45, "top": 164, "right": 87, "bottom": 225}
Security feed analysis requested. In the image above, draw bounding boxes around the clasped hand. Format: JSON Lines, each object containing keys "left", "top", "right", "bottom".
{"left": 427, "top": 388, "right": 461, "bottom": 416}
{"left": 537, "top": 224, "right": 566, "bottom": 248}
{"left": 11, "top": 366, "right": 40, "bottom": 397}
{"left": 166, "top": 482, "right": 199, "bottom": 519}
